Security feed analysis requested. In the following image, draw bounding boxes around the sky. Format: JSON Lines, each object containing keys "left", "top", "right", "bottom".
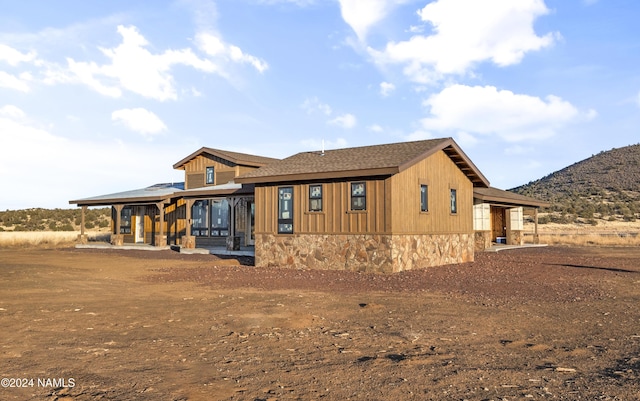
{"left": 1, "top": 0, "right": 639, "bottom": 209}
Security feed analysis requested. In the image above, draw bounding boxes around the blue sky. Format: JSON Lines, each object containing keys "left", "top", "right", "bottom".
{"left": 1, "top": 0, "right": 639, "bottom": 209}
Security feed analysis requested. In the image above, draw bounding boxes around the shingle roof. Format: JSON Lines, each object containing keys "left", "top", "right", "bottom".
{"left": 473, "top": 187, "right": 550, "bottom": 208}
{"left": 173, "top": 147, "right": 280, "bottom": 169}
{"left": 235, "top": 137, "right": 489, "bottom": 187}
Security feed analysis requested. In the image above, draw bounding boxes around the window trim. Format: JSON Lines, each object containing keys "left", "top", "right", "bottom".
{"left": 350, "top": 182, "right": 367, "bottom": 211}
{"left": 191, "top": 199, "right": 209, "bottom": 237}
{"left": 308, "top": 184, "right": 323, "bottom": 212}
{"left": 450, "top": 187, "right": 458, "bottom": 215}
{"left": 205, "top": 166, "right": 215, "bottom": 185}
{"left": 278, "top": 186, "right": 294, "bottom": 234}
{"left": 420, "top": 183, "right": 429, "bottom": 213}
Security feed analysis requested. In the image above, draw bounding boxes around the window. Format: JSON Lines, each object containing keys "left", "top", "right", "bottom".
{"left": 120, "top": 207, "right": 132, "bottom": 234}
{"left": 206, "top": 166, "right": 215, "bottom": 185}
{"left": 420, "top": 184, "right": 428, "bottom": 212}
{"left": 191, "top": 200, "right": 209, "bottom": 236}
{"left": 210, "top": 199, "right": 229, "bottom": 236}
{"left": 309, "top": 184, "right": 323, "bottom": 212}
{"left": 351, "top": 182, "right": 366, "bottom": 211}
{"left": 450, "top": 188, "right": 457, "bottom": 214}
{"left": 278, "top": 187, "right": 293, "bottom": 234}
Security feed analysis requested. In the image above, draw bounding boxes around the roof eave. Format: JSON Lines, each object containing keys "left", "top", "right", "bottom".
{"left": 235, "top": 167, "right": 399, "bottom": 184}
{"left": 397, "top": 138, "right": 490, "bottom": 188}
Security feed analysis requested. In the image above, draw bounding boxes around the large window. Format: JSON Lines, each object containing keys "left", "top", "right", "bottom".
{"left": 351, "top": 182, "right": 366, "bottom": 211}
{"left": 450, "top": 188, "right": 457, "bottom": 214}
{"left": 420, "top": 184, "right": 429, "bottom": 212}
{"left": 309, "top": 184, "right": 323, "bottom": 212}
{"left": 210, "top": 199, "right": 229, "bottom": 236}
{"left": 278, "top": 187, "right": 293, "bottom": 234}
{"left": 191, "top": 200, "right": 209, "bottom": 236}
{"left": 206, "top": 166, "right": 215, "bottom": 185}
{"left": 120, "top": 207, "right": 132, "bottom": 234}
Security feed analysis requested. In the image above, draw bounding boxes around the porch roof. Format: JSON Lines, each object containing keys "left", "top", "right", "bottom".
{"left": 473, "top": 187, "right": 550, "bottom": 208}
{"left": 180, "top": 182, "right": 255, "bottom": 198}
{"left": 69, "top": 183, "right": 185, "bottom": 206}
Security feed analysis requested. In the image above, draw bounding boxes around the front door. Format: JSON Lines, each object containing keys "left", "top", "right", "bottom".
{"left": 491, "top": 206, "right": 506, "bottom": 242}
{"left": 246, "top": 200, "right": 255, "bottom": 246}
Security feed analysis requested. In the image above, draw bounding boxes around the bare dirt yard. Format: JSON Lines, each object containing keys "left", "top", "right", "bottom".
{"left": 1, "top": 246, "right": 639, "bottom": 401}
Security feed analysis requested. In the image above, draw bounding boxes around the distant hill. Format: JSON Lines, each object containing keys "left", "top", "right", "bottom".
{"left": 511, "top": 144, "right": 640, "bottom": 223}
{"left": 0, "top": 207, "right": 110, "bottom": 232}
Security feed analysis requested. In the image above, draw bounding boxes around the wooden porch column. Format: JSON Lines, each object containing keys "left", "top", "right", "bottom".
{"left": 533, "top": 208, "right": 540, "bottom": 244}
{"left": 182, "top": 199, "right": 196, "bottom": 249}
{"left": 156, "top": 202, "right": 167, "bottom": 247}
{"left": 77, "top": 205, "right": 88, "bottom": 244}
{"left": 226, "top": 197, "right": 240, "bottom": 251}
{"left": 111, "top": 205, "right": 124, "bottom": 246}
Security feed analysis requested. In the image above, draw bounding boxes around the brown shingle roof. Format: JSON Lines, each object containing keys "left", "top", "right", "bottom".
{"left": 173, "top": 147, "right": 280, "bottom": 169}
{"left": 235, "top": 137, "right": 489, "bottom": 187}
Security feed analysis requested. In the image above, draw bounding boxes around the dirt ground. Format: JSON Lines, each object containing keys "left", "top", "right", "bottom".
{"left": 0, "top": 246, "right": 639, "bottom": 401}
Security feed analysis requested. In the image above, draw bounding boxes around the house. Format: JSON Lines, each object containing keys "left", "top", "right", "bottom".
{"left": 70, "top": 137, "right": 547, "bottom": 273}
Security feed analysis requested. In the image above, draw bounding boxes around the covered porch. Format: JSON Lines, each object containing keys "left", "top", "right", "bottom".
{"left": 473, "top": 187, "right": 550, "bottom": 251}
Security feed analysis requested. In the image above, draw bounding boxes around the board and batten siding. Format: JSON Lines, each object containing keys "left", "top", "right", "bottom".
{"left": 254, "top": 178, "right": 389, "bottom": 235}
{"left": 182, "top": 155, "right": 240, "bottom": 189}
{"left": 389, "top": 150, "right": 473, "bottom": 234}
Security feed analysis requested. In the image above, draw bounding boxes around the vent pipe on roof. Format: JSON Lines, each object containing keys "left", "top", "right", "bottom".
{"left": 321, "top": 139, "right": 325, "bottom": 156}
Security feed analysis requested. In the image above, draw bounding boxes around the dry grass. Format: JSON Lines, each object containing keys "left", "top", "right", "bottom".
{"left": 529, "top": 232, "right": 640, "bottom": 246}
{"left": 0, "top": 231, "right": 109, "bottom": 249}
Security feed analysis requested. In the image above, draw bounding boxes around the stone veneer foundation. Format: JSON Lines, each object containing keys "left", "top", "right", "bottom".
{"left": 255, "top": 233, "right": 474, "bottom": 273}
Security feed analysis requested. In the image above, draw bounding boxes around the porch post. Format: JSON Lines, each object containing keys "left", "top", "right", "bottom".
{"left": 226, "top": 196, "right": 240, "bottom": 251}
{"left": 533, "top": 208, "right": 540, "bottom": 244}
{"left": 77, "top": 205, "right": 88, "bottom": 244}
{"left": 182, "top": 199, "right": 196, "bottom": 249}
{"left": 111, "top": 205, "right": 124, "bottom": 246}
{"left": 156, "top": 202, "right": 167, "bottom": 247}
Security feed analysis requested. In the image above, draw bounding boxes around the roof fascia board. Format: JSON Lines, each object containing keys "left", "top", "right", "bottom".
{"left": 235, "top": 167, "right": 399, "bottom": 184}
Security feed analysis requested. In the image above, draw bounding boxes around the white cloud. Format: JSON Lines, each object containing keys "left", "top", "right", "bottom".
{"left": 65, "top": 25, "right": 221, "bottom": 101}
{"left": 301, "top": 97, "right": 333, "bottom": 115}
{"left": 0, "top": 104, "right": 26, "bottom": 118}
{"left": 404, "top": 130, "right": 434, "bottom": 141}
{"left": 368, "top": 124, "right": 384, "bottom": 133}
{"left": 0, "top": 71, "right": 31, "bottom": 92}
{"left": 420, "top": 84, "right": 582, "bottom": 142}
{"left": 111, "top": 108, "right": 168, "bottom": 137}
{"left": 0, "top": 44, "right": 37, "bottom": 66}
{"left": 369, "top": 0, "right": 556, "bottom": 83}
{"left": 328, "top": 113, "right": 357, "bottom": 129}
{"left": 380, "top": 81, "right": 395, "bottom": 97}
{"left": 338, "top": 0, "right": 409, "bottom": 41}
{"left": 455, "top": 131, "right": 478, "bottom": 147}
{"left": 196, "top": 32, "right": 268, "bottom": 73}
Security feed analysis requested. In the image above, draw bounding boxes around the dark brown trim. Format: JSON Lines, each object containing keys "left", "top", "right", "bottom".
{"left": 235, "top": 167, "right": 399, "bottom": 184}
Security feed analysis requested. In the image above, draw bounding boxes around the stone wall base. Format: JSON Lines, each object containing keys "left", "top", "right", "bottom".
{"left": 110, "top": 234, "right": 124, "bottom": 246}
{"left": 255, "top": 233, "right": 474, "bottom": 273}
{"left": 474, "top": 231, "right": 491, "bottom": 251}
{"left": 508, "top": 230, "right": 524, "bottom": 246}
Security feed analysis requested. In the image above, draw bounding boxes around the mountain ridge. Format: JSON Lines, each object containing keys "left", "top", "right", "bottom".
{"left": 511, "top": 143, "right": 640, "bottom": 222}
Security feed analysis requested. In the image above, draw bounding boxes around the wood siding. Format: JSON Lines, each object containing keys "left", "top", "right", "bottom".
{"left": 390, "top": 150, "right": 473, "bottom": 234}
{"left": 182, "top": 155, "right": 236, "bottom": 189}
{"left": 254, "top": 178, "right": 389, "bottom": 235}
{"left": 254, "top": 149, "right": 474, "bottom": 236}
